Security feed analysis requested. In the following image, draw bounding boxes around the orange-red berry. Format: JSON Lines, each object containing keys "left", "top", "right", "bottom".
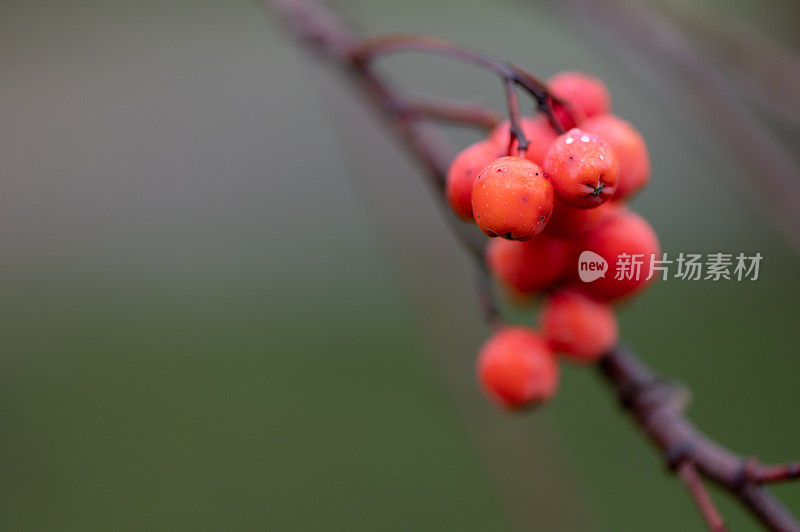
{"left": 582, "top": 114, "right": 650, "bottom": 201}
{"left": 545, "top": 198, "right": 621, "bottom": 239}
{"left": 472, "top": 156, "right": 554, "bottom": 240}
{"left": 477, "top": 327, "right": 559, "bottom": 409}
{"left": 576, "top": 209, "right": 660, "bottom": 301}
{"left": 488, "top": 116, "right": 558, "bottom": 166}
{"left": 541, "top": 289, "right": 618, "bottom": 363}
{"left": 486, "top": 233, "right": 572, "bottom": 294}
{"left": 547, "top": 71, "right": 611, "bottom": 129}
{"left": 446, "top": 140, "right": 505, "bottom": 220}
{"left": 544, "top": 128, "right": 619, "bottom": 208}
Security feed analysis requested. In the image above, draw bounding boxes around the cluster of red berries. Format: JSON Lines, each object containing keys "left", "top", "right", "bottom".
{"left": 446, "top": 71, "right": 660, "bottom": 410}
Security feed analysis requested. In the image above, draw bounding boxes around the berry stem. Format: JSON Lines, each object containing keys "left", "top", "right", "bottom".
{"left": 502, "top": 77, "right": 529, "bottom": 155}
{"left": 267, "top": 1, "right": 800, "bottom": 530}
{"left": 394, "top": 98, "right": 501, "bottom": 129}
{"left": 476, "top": 263, "right": 504, "bottom": 328}
{"left": 351, "top": 33, "right": 571, "bottom": 134}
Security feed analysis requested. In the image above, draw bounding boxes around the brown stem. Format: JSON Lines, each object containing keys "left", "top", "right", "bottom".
{"left": 677, "top": 461, "right": 728, "bottom": 532}
{"left": 755, "top": 463, "right": 800, "bottom": 485}
{"left": 352, "top": 34, "right": 518, "bottom": 78}
{"left": 396, "top": 99, "right": 500, "bottom": 129}
{"left": 503, "top": 78, "right": 529, "bottom": 155}
{"left": 352, "top": 34, "right": 570, "bottom": 133}
{"left": 265, "top": 0, "right": 800, "bottom": 530}
{"left": 601, "top": 348, "right": 800, "bottom": 531}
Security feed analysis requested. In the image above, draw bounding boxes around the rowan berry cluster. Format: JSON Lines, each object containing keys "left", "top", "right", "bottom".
{"left": 446, "top": 72, "right": 659, "bottom": 410}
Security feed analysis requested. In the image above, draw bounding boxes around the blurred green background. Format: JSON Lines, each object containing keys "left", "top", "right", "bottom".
{"left": 1, "top": 0, "right": 799, "bottom": 530}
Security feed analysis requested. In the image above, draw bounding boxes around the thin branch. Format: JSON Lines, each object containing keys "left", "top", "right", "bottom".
{"left": 265, "top": 0, "right": 800, "bottom": 530}
{"left": 601, "top": 348, "right": 800, "bottom": 532}
{"left": 396, "top": 98, "right": 500, "bottom": 129}
{"left": 503, "top": 78, "right": 529, "bottom": 154}
{"left": 267, "top": 0, "right": 494, "bottom": 262}
{"left": 352, "top": 34, "right": 519, "bottom": 79}
{"left": 754, "top": 463, "right": 800, "bottom": 485}
{"left": 475, "top": 263, "right": 503, "bottom": 328}
{"left": 677, "top": 461, "right": 728, "bottom": 532}
{"left": 352, "top": 34, "right": 571, "bottom": 133}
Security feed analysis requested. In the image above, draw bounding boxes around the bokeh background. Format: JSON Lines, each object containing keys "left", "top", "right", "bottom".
{"left": 2, "top": 0, "right": 799, "bottom": 530}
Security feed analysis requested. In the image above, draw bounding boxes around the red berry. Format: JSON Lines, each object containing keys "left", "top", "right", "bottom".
{"left": 486, "top": 233, "right": 572, "bottom": 294}
{"left": 544, "top": 128, "right": 619, "bottom": 208}
{"left": 550, "top": 102, "right": 579, "bottom": 132}
{"left": 547, "top": 71, "right": 611, "bottom": 129}
{"left": 577, "top": 209, "right": 660, "bottom": 301}
{"left": 477, "top": 327, "right": 558, "bottom": 409}
{"left": 446, "top": 140, "right": 505, "bottom": 220}
{"left": 582, "top": 114, "right": 650, "bottom": 200}
{"left": 541, "top": 289, "right": 618, "bottom": 363}
{"left": 545, "top": 198, "right": 620, "bottom": 239}
{"left": 472, "top": 156, "right": 554, "bottom": 240}
{"left": 488, "top": 116, "right": 558, "bottom": 166}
